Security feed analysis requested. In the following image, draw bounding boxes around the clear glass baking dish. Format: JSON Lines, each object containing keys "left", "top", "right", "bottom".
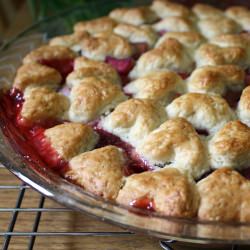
{"left": 1, "top": 0, "right": 250, "bottom": 245}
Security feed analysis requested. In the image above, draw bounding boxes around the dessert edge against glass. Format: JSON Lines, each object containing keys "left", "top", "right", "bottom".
{"left": 2, "top": 0, "right": 250, "bottom": 224}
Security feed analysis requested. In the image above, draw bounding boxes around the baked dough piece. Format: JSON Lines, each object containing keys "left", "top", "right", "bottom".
{"left": 69, "top": 77, "right": 127, "bottom": 123}
{"left": 23, "top": 45, "right": 76, "bottom": 64}
{"left": 195, "top": 43, "right": 247, "bottom": 68}
{"left": 49, "top": 31, "right": 90, "bottom": 52}
{"left": 209, "top": 120, "right": 250, "bottom": 170}
{"left": 74, "top": 16, "right": 117, "bottom": 35}
{"left": 113, "top": 23, "right": 158, "bottom": 48}
{"left": 197, "top": 168, "right": 250, "bottom": 222}
{"left": 197, "top": 17, "right": 241, "bottom": 39}
{"left": 226, "top": 6, "right": 250, "bottom": 31}
{"left": 20, "top": 87, "right": 69, "bottom": 125}
{"left": 66, "top": 146, "right": 125, "bottom": 200}
{"left": 66, "top": 66, "right": 121, "bottom": 88}
{"left": 136, "top": 118, "right": 208, "bottom": 179}
{"left": 109, "top": 6, "right": 158, "bottom": 26}
{"left": 153, "top": 16, "right": 195, "bottom": 33}
{"left": 124, "top": 71, "right": 184, "bottom": 104}
{"left": 101, "top": 98, "right": 167, "bottom": 146}
{"left": 211, "top": 33, "right": 250, "bottom": 64}
{"left": 74, "top": 56, "right": 113, "bottom": 70}
{"left": 44, "top": 123, "right": 99, "bottom": 161}
{"left": 130, "top": 38, "right": 194, "bottom": 79}
{"left": 13, "top": 63, "right": 62, "bottom": 91}
{"left": 151, "top": 0, "right": 191, "bottom": 19}
{"left": 192, "top": 3, "right": 223, "bottom": 20}
{"left": 80, "top": 32, "right": 134, "bottom": 61}
{"left": 117, "top": 167, "right": 199, "bottom": 217}
{"left": 155, "top": 31, "right": 205, "bottom": 51}
{"left": 166, "top": 93, "right": 235, "bottom": 134}
{"left": 237, "top": 86, "right": 250, "bottom": 127}
{"left": 187, "top": 65, "right": 245, "bottom": 95}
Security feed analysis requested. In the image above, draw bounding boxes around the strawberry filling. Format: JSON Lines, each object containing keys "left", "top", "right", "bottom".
{"left": 130, "top": 196, "right": 155, "bottom": 212}
{"left": 195, "top": 129, "right": 209, "bottom": 136}
{"left": 3, "top": 88, "right": 24, "bottom": 120}
{"left": 178, "top": 72, "right": 190, "bottom": 80}
{"left": 132, "top": 42, "right": 149, "bottom": 59}
{"left": 93, "top": 125, "right": 151, "bottom": 175}
{"left": 158, "top": 30, "right": 167, "bottom": 36}
{"left": 105, "top": 56, "right": 134, "bottom": 75}
{"left": 38, "top": 58, "right": 74, "bottom": 81}
{"left": 241, "top": 168, "right": 250, "bottom": 180}
{"left": 245, "top": 69, "right": 250, "bottom": 86}
{"left": 223, "top": 89, "right": 242, "bottom": 109}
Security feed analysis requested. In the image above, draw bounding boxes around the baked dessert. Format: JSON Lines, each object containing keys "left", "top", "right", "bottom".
{"left": 2, "top": 0, "right": 250, "bottom": 223}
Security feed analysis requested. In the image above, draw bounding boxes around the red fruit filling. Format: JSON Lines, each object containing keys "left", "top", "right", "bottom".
{"left": 158, "top": 30, "right": 167, "bottom": 36}
{"left": 241, "top": 168, "right": 250, "bottom": 180}
{"left": 132, "top": 42, "right": 149, "bottom": 59}
{"left": 105, "top": 56, "right": 134, "bottom": 75}
{"left": 0, "top": 92, "right": 66, "bottom": 174}
{"left": 245, "top": 69, "right": 250, "bottom": 86}
{"left": 120, "top": 74, "right": 131, "bottom": 86}
{"left": 223, "top": 89, "right": 242, "bottom": 109}
{"left": 93, "top": 126, "right": 152, "bottom": 175}
{"left": 178, "top": 72, "right": 190, "bottom": 80}
{"left": 195, "top": 129, "right": 209, "bottom": 136}
{"left": 29, "top": 126, "right": 68, "bottom": 172}
{"left": 3, "top": 88, "right": 24, "bottom": 120}
{"left": 130, "top": 196, "right": 155, "bottom": 212}
{"left": 38, "top": 58, "right": 74, "bottom": 80}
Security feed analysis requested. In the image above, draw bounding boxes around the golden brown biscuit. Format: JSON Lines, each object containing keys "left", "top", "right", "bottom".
{"left": 209, "top": 121, "right": 250, "bottom": 170}
{"left": 117, "top": 167, "right": 199, "bottom": 217}
{"left": 237, "top": 86, "right": 250, "bottom": 127}
{"left": 166, "top": 93, "right": 235, "bottom": 134}
{"left": 198, "top": 168, "right": 250, "bottom": 222}
{"left": 211, "top": 33, "right": 250, "bottom": 64}
{"left": 155, "top": 31, "right": 205, "bottom": 51}
{"left": 44, "top": 123, "right": 99, "bottom": 161}
{"left": 66, "top": 146, "right": 125, "bottom": 200}
{"left": 124, "top": 71, "right": 184, "bottom": 104}
{"left": 195, "top": 43, "right": 247, "bottom": 68}
{"left": 74, "top": 16, "right": 117, "bottom": 34}
{"left": 113, "top": 23, "right": 158, "bottom": 47}
{"left": 136, "top": 118, "right": 208, "bottom": 179}
{"left": 109, "top": 6, "right": 158, "bottom": 26}
{"left": 151, "top": 0, "right": 191, "bottom": 19}
{"left": 192, "top": 3, "right": 223, "bottom": 20}
{"left": 80, "top": 32, "right": 134, "bottom": 61}
{"left": 69, "top": 77, "right": 127, "bottom": 123}
{"left": 153, "top": 16, "right": 195, "bottom": 33}
{"left": 13, "top": 63, "right": 62, "bottom": 91}
{"left": 23, "top": 45, "right": 76, "bottom": 64}
{"left": 101, "top": 98, "right": 167, "bottom": 146}
{"left": 226, "top": 6, "right": 250, "bottom": 31}
{"left": 49, "top": 31, "right": 90, "bottom": 52}
{"left": 20, "top": 87, "right": 69, "bottom": 124}
{"left": 197, "top": 17, "right": 241, "bottom": 39}
{"left": 74, "top": 56, "right": 113, "bottom": 70}
{"left": 187, "top": 65, "right": 245, "bottom": 95}
{"left": 66, "top": 66, "right": 121, "bottom": 88}
{"left": 130, "top": 38, "right": 194, "bottom": 78}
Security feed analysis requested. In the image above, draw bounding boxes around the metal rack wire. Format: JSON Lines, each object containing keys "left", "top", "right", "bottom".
{"left": 0, "top": 164, "right": 176, "bottom": 250}
{"left": 0, "top": 163, "right": 241, "bottom": 250}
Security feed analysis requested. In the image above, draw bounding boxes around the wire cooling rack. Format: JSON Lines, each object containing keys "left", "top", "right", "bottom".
{"left": 0, "top": 163, "right": 243, "bottom": 250}
{"left": 0, "top": 164, "right": 178, "bottom": 250}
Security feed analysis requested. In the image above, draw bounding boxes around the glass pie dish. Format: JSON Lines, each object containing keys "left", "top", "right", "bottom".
{"left": 1, "top": 0, "right": 250, "bottom": 245}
